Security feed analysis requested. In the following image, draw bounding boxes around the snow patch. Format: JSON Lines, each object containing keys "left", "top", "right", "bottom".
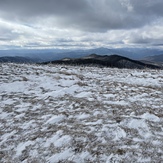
{"left": 46, "top": 115, "right": 65, "bottom": 124}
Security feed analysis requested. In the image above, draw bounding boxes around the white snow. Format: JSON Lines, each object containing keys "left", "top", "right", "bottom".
{"left": 140, "top": 112, "right": 160, "bottom": 122}
{"left": 46, "top": 115, "right": 65, "bottom": 124}
{"left": 0, "top": 63, "right": 163, "bottom": 162}
{"left": 48, "top": 148, "right": 74, "bottom": 163}
{"left": 16, "top": 141, "right": 35, "bottom": 156}
{"left": 76, "top": 113, "right": 90, "bottom": 119}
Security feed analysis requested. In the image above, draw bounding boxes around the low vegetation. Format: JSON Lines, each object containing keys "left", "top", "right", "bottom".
{"left": 0, "top": 63, "right": 163, "bottom": 162}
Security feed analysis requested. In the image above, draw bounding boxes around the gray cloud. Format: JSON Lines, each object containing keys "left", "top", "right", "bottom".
{"left": 0, "top": 0, "right": 163, "bottom": 31}
{"left": 0, "top": 26, "right": 19, "bottom": 41}
{"left": 0, "top": 0, "right": 163, "bottom": 49}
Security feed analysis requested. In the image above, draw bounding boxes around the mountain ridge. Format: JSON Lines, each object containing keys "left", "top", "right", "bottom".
{"left": 144, "top": 54, "right": 163, "bottom": 63}
{"left": 43, "top": 54, "right": 161, "bottom": 69}
{"left": 0, "top": 56, "right": 35, "bottom": 63}
{"left": 0, "top": 47, "right": 163, "bottom": 62}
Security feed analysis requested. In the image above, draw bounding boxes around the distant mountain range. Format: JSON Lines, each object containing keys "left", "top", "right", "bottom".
{"left": 43, "top": 54, "right": 161, "bottom": 69}
{"left": 0, "top": 47, "right": 163, "bottom": 62}
{"left": 144, "top": 54, "right": 163, "bottom": 63}
{"left": 0, "top": 56, "right": 35, "bottom": 63}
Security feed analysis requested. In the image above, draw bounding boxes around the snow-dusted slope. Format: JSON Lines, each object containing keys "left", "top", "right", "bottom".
{"left": 0, "top": 63, "right": 163, "bottom": 162}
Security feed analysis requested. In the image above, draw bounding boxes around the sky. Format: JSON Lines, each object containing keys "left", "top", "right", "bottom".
{"left": 0, "top": 0, "right": 163, "bottom": 50}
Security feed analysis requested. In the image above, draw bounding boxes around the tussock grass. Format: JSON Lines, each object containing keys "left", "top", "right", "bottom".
{"left": 0, "top": 63, "right": 163, "bottom": 162}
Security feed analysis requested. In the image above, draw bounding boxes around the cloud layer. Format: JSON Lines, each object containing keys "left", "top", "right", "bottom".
{"left": 0, "top": 0, "right": 163, "bottom": 49}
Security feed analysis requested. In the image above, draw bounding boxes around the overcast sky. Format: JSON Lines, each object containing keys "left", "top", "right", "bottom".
{"left": 0, "top": 0, "right": 163, "bottom": 50}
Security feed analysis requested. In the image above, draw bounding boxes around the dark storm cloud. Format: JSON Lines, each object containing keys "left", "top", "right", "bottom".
{"left": 0, "top": 0, "right": 163, "bottom": 49}
{"left": 0, "top": 0, "right": 89, "bottom": 18}
{"left": 0, "top": 0, "right": 163, "bottom": 32}
{"left": 131, "top": 0, "right": 163, "bottom": 15}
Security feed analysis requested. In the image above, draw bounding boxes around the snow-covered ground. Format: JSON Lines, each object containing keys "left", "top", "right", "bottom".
{"left": 0, "top": 63, "right": 163, "bottom": 163}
